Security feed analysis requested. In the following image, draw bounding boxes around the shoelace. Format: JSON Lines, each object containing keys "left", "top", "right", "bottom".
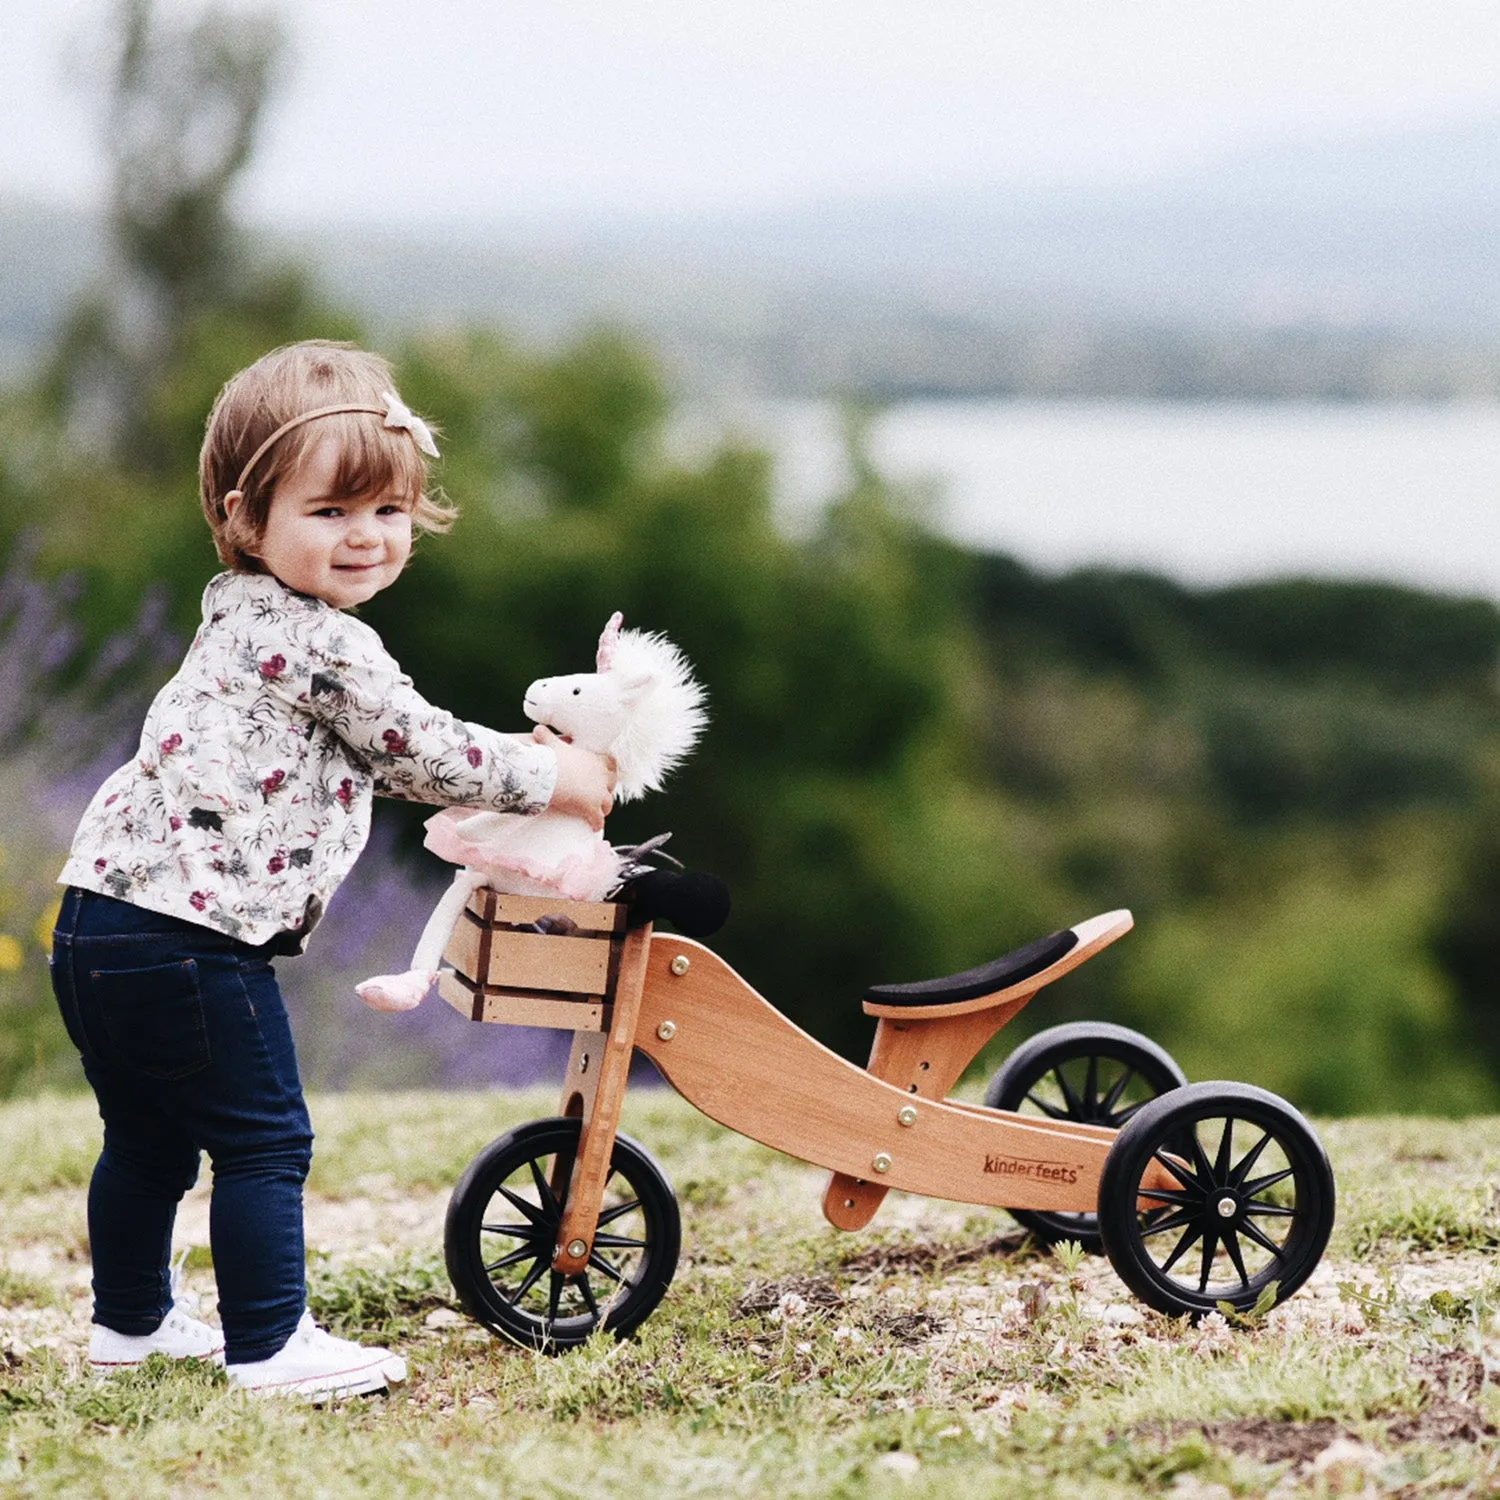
{"left": 168, "top": 1248, "right": 202, "bottom": 1318}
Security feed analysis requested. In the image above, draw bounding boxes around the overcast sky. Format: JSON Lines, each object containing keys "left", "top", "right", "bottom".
{"left": 6, "top": 0, "right": 1500, "bottom": 226}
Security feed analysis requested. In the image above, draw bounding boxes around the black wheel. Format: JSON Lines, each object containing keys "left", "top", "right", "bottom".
{"left": 1097, "top": 1081, "right": 1335, "bottom": 1318}
{"left": 445, "top": 1116, "right": 681, "bottom": 1350}
{"left": 983, "top": 1022, "right": 1188, "bottom": 1249}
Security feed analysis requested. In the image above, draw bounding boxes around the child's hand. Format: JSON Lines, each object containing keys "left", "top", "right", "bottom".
{"left": 535, "top": 725, "right": 616, "bottom": 831}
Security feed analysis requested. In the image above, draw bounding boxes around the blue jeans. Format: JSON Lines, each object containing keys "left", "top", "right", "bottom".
{"left": 50, "top": 888, "right": 313, "bottom": 1364}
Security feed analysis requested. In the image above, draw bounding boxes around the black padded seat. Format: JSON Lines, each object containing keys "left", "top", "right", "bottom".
{"left": 863, "top": 929, "right": 1078, "bottom": 1008}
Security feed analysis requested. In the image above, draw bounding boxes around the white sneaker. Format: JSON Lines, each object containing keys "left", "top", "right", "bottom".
{"left": 88, "top": 1260, "right": 225, "bottom": 1371}
{"left": 226, "top": 1312, "right": 407, "bottom": 1400}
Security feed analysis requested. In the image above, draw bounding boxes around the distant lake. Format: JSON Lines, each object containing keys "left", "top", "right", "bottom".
{"left": 718, "top": 401, "right": 1500, "bottom": 600}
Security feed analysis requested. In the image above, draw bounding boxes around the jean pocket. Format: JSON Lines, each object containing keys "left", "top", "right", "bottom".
{"left": 89, "top": 959, "right": 212, "bottom": 1081}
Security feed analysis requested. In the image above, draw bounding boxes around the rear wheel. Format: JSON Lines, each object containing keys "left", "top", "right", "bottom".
{"left": 1097, "top": 1080, "right": 1335, "bottom": 1318}
{"left": 445, "top": 1117, "right": 680, "bottom": 1350}
{"left": 983, "top": 1022, "right": 1187, "bottom": 1249}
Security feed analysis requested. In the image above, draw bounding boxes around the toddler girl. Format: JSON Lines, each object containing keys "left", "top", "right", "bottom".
{"left": 50, "top": 340, "right": 613, "bottom": 1398}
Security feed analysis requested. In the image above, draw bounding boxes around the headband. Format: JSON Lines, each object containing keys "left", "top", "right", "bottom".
{"left": 233, "top": 391, "right": 440, "bottom": 493}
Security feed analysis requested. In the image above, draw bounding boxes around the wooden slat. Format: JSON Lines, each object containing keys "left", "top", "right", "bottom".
{"left": 438, "top": 970, "right": 607, "bottom": 1030}
{"left": 479, "top": 929, "right": 612, "bottom": 994}
{"left": 464, "top": 890, "right": 624, "bottom": 934}
{"left": 442, "top": 911, "right": 484, "bottom": 983}
{"left": 475, "top": 991, "right": 607, "bottom": 1031}
{"left": 437, "top": 970, "right": 480, "bottom": 1022}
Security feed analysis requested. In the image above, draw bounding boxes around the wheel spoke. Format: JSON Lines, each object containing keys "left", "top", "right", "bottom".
{"left": 588, "top": 1250, "right": 626, "bottom": 1285}
{"left": 1159, "top": 1223, "right": 1203, "bottom": 1276}
{"left": 1054, "top": 1065, "right": 1085, "bottom": 1119}
{"left": 546, "top": 1272, "right": 564, "bottom": 1323}
{"left": 1222, "top": 1227, "right": 1251, "bottom": 1289}
{"left": 1196, "top": 1228, "right": 1220, "bottom": 1292}
{"left": 1229, "top": 1130, "right": 1274, "bottom": 1189}
{"left": 1151, "top": 1149, "right": 1202, "bottom": 1193}
{"left": 496, "top": 1185, "right": 546, "bottom": 1225}
{"left": 1100, "top": 1065, "right": 1137, "bottom": 1120}
{"left": 593, "top": 1232, "right": 647, "bottom": 1251}
{"left": 1023, "top": 1090, "right": 1069, "bottom": 1120}
{"left": 1212, "top": 1117, "right": 1236, "bottom": 1182}
{"left": 1112, "top": 1098, "right": 1151, "bottom": 1124}
{"left": 530, "top": 1157, "right": 562, "bottom": 1218}
{"left": 1083, "top": 1054, "right": 1101, "bottom": 1116}
{"left": 481, "top": 1220, "right": 538, "bottom": 1240}
{"left": 1139, "top": 1207, "right": 1199, "bottom": 1238}
{"left": 1244, "top": 1199, "right": 1296, "bottom": 1219}
{"left": 508, "top": 1254, "right": 549, "bottom": 1305}
{"left": 596, "top": 1197, "right": 643, "bottom": 1227}
{"left": 575, "top": 1273, "right": 600, "bottom": 1320}
{"left": 485, "top": 1244, "right": 538, "bottom": 1274}
{"left": 1138, "top": 1185, "right": 1196, "bottom": 1207}
{"left": 1239, "top": 1219, "right": 1288, "bottom": 1262}
{"left": 1187, "top": 1130, "right": 1217, "bottom": 1189}
{"left": 1242, "top": 1165, "right": 1295, "bottom": 1198}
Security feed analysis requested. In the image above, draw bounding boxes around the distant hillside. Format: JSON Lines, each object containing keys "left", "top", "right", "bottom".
{"left": 3, "top": 119, "right": 1498, "bottom": 398}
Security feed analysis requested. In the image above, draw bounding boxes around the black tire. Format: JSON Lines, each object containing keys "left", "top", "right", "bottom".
{"left": 1097, "top": 1081, "right": 1335, "bottom": 1318}
{"left": 983, "top": 1022, "right": 1188, "bottom": 1249}
{"left": 445, "top": 1116, "right": 681, "bottom": 1350}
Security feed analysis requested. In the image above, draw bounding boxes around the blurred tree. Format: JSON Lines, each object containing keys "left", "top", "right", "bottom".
{"left": 45, "top": 0, "right": 284, "bottom": 468}
{"left": 10, "top": 0, "right": 358, "bottom": 640}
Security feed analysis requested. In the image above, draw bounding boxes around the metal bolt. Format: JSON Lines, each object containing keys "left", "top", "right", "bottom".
{"left": 578, "top": 1052, "right": 590, "bottom": 1074}
{"left": 669, "top": 954, "right": 691, "bottom": 976}
{"left": 566, "top": 1238, "right": 588, "bottom": 1259}
{"left": 897, "top": 1106, "right": 918, "bottom": 1127}
{"left": 1216, "top": 1195, "right": 1237, "bottom": 1219}
{"left": 656, "top": 1020, "right": 677, "bottom": 1041}
{"left": 872, "top": 1152, "right": 892, "bottom": 1174}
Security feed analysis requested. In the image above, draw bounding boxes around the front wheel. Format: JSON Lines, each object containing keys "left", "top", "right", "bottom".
{"left": 1097, "top": 1081, "right": 1335, "bottom": 1318}
{"left": 983, "top": 1022, "right": 1188, "bottom": 1249}
{"left": 445, "top": 1117, "right": 681, "bottom": 1350}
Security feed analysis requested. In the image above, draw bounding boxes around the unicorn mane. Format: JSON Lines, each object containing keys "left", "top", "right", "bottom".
{"left": 608, "top": 627, "right": 707, "bottom": 801}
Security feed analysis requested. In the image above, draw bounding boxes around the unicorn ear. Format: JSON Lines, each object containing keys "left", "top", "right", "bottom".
{"left": 617, "top": 670, "right": 657, "bottom": 705}
{"left": 596, "top": 612, "right": 624, "bottom": 672}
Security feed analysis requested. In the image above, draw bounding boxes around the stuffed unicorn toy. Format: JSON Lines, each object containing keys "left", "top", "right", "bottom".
{"left": 356, "top": 613, "right": 706, "bottom": 1012}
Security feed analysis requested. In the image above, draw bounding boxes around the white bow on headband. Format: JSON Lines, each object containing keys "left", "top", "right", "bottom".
{"left": 232, "top": 390, "right": 442, "bottom": 492}
{"left": 379, "top": 391, "right": 440, "bottom": 458}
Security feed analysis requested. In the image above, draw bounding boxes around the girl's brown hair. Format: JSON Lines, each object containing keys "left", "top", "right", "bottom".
{"left": 199, "top": 340, "right": 455, "bottom": 570}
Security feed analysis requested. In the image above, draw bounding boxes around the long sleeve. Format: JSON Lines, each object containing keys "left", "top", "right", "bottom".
{"left": 265, "top": 611, "right": 558, "bottom": 815}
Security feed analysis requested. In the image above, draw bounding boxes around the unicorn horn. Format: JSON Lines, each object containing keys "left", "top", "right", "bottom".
{"left": 596, "top": 611, "right": 624, "bottom": 671}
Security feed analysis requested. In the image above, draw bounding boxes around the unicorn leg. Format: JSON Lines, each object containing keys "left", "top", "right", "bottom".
{"left": 356, "top": 868, "right": 489, "bottom": 1012}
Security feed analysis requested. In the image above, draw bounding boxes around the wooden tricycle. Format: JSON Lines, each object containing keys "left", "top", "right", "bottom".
{"left": 437, "top": 890, "right": 1335, "bottom": 1349}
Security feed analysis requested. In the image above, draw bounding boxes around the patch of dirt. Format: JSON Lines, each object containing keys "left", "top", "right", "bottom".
{"left": 1203, "top": 1418, "right": 1349, "bottom": 1466}
{"left": 1138, "top": 1418, "right": 1349, "bottom": 1467}
{"left": 732, "top": 1274, "right": 943, "bottom": 1345}
{"left": 1382, "top": 1350, "right": 1490, "bottom": 1444}
{"left": 734, "top": 1275, "right": 846, "bottom": 1317}
{"left": 1137, "top": 1353, "right": 1493, "bottom": 1467}
{"left": 837, "top": 1234, "right": 1029, "bottom": 1276}
{"left": 867, "top": 1310, "right": 943, "bottom": 1344}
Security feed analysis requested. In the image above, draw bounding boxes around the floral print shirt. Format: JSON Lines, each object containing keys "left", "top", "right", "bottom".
{"left": 60, "top": 571, "right": 557, "bottom": 949}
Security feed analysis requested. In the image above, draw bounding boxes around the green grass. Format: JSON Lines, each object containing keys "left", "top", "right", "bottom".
{"left": 0, "top": 1092, "right": 1498, "bottom": 1496}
